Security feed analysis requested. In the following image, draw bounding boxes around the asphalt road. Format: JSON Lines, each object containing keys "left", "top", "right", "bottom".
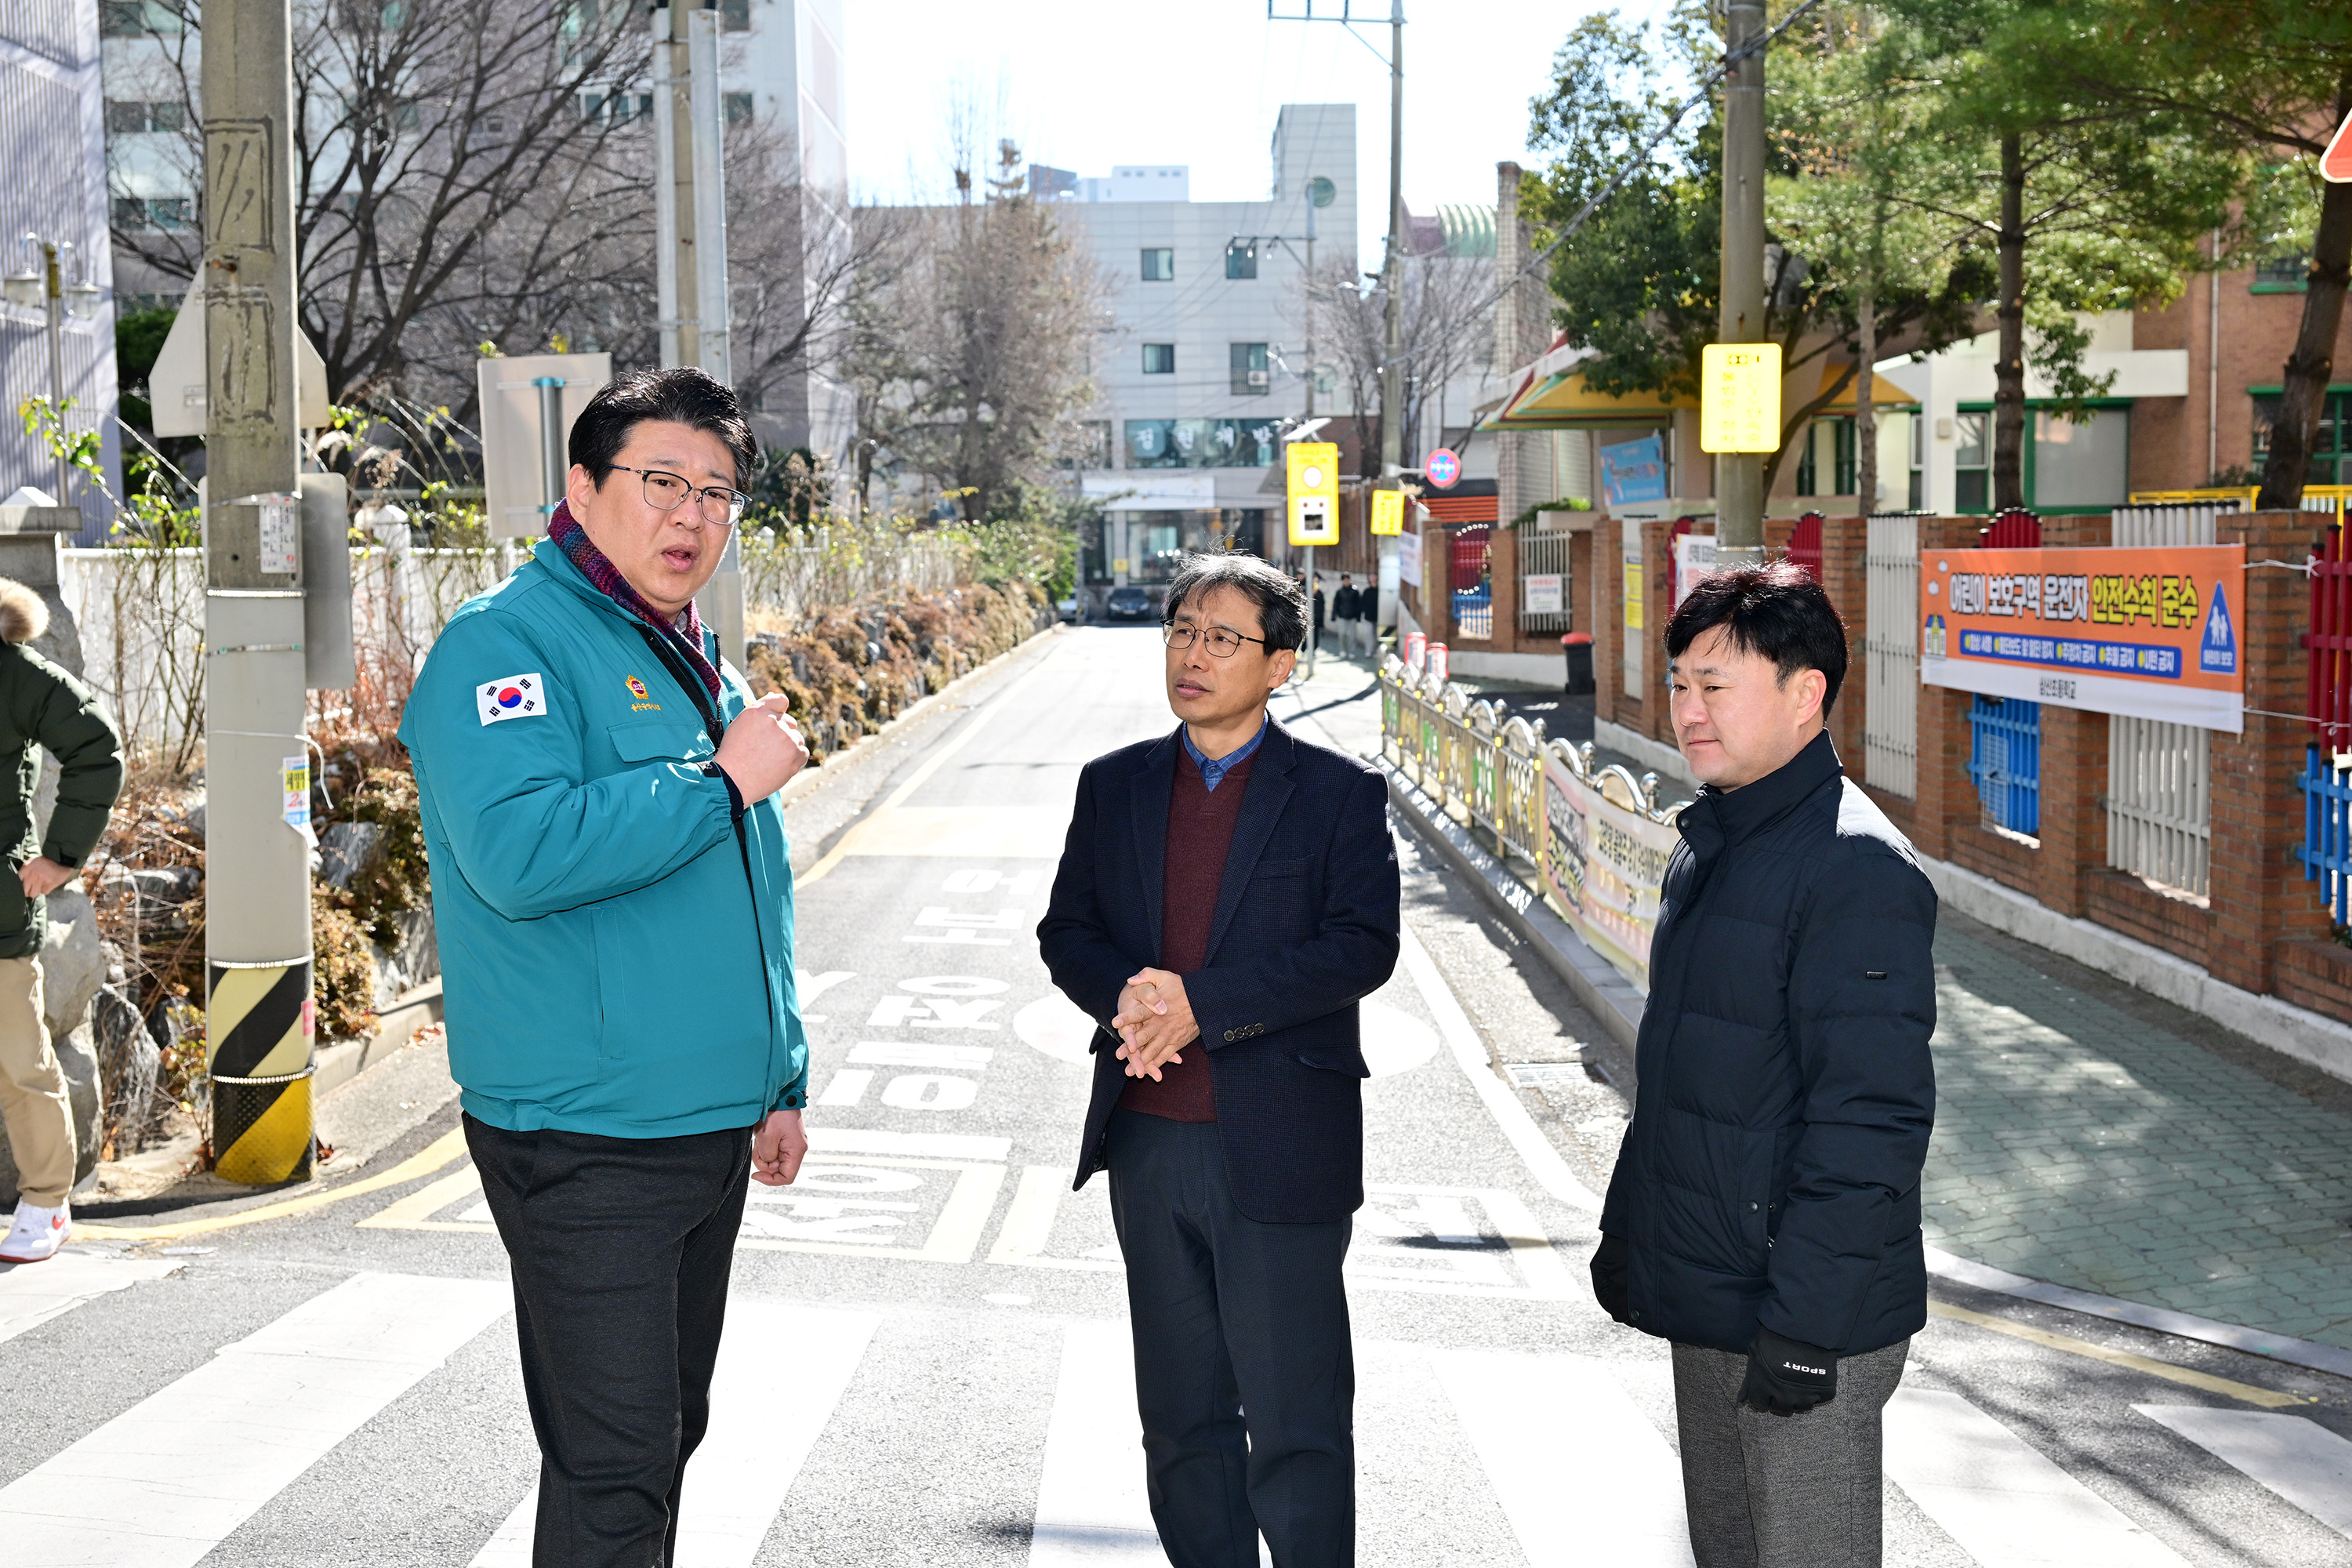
{"left": 1, "top": 625, "right": 2347, "bottom": 1567}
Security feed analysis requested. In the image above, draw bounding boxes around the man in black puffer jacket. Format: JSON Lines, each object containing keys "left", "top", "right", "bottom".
{"left": 1592, "top": 564, "right": 1935, "bottom": 1568}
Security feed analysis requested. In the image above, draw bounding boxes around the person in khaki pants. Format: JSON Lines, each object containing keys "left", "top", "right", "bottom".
{"left": 0, "top": 579, "right": 123, "bottom": 1264}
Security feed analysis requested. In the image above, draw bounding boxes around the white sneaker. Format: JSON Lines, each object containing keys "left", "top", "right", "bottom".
{"left": 0, "top": 1200, "right": 69, "bottom": 1264}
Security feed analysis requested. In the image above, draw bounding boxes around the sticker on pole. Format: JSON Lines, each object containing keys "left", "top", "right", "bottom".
{"left": 2325, "top": 109, "right": 2352, "bottom": 183}
{"left": 479, "top": 673, "right": 551, "bottom": 724}
{"left": 1370, "top": 488, "right": 1406, "bottom": 536}
{"left": 281, "top": 755, "right": 318, "bottom": 848}
{"left": 1424, "top": 448, "right": 1460, "bottom": 488}
{"left": 1699, "top": 343, "right": 1783, "bottom": 453}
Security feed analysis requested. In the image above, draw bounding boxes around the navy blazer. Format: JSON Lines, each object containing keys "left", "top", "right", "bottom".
{"left": 1036, "top": 717, "right": 1401, "bottom": 1224}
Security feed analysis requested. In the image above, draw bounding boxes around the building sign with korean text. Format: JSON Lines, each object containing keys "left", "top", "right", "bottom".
{"left": 1919, "top": 545, "right": 2245, "bottom": 731}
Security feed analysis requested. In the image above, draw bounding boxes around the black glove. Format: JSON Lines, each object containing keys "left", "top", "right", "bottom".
{"left": 1589, "top": 1232, "right": 1631, "bottom": 1323}
{"left": 1740, "top": 1327, "right": 1838, "bottom": 1416}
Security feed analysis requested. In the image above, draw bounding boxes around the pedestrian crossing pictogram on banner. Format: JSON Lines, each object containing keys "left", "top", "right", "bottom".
{"left": 5, "top": 1258, "right": 2350, "bottom": 1565}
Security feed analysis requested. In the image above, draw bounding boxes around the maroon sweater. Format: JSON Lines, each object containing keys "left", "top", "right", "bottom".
{"left": 1118, "top": 748, "right": 1255, "bottom": 1121}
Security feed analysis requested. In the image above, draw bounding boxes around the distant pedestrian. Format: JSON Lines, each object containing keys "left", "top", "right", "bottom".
{"left": 400, "top": 368, "right": 812, "bottom": 1567}
{"left": 1592, "top": 564, "right": 1936, "bottom": 1568}
{"left": 1330, "top": 574, "right": 1362, "bottom": 657}
{"left": 1353, "top": 572, "right": 1379, "bottom": 655}
{"left": 1038, "top": 551, "right": 1400, "bottom": 1568}
{"left": 1311, "top": 575, "right": 1327, "bottom": 652}
{"left": 0, "top": 581, "right": 122, "bottom": 1265}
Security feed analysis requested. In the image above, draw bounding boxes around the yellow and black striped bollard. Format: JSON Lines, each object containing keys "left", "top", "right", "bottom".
{"left": 205, "top": 956, "right": 316, "bottom": 1185}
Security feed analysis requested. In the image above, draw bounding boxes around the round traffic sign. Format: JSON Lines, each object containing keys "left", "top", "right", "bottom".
{"left": 1425, "top": 448, "right": 1460, "bottom": 488}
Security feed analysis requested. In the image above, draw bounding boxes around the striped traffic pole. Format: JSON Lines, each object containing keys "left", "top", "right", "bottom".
{"left": 205, "top": 957, "right": 315, "bottom": 1185}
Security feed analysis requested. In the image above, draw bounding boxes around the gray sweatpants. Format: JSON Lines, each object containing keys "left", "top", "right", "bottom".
{"left": 1671, "top": 1337, "right": 1911, "bottom": 1568}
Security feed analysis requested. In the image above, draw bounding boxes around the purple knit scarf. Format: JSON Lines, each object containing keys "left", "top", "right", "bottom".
{"left": 548, "top": 499, "right": 723, "bottom": 702}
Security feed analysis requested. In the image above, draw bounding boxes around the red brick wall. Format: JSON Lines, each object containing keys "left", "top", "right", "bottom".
{"left": 1820, "top": 515, "right": 1870, "bottom": 785}
{"left": 2209, "top": 510, "right": 2335, "bottom": 994}
{"left": 2085, "top": 868, "right": 2215, "bottom": 968}
{"left": 2032, "top": 514, "right": 2112, "bottom": 916}
{"left": 1905, "top": 517, "right": 1993, "bottom": 865}
{"left": 2274, "top": 938, "right": 2352, "bottom": 1029}
{"left": 1595, "top": 514, "right": 1624, "bottom": 726}
{"left": 2132, "top": 270, "right": 2352, "bottom": 494}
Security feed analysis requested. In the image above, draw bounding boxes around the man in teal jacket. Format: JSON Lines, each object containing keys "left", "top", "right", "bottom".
{"left": 400, "top": 367, "right": 810, "bottom": 1567}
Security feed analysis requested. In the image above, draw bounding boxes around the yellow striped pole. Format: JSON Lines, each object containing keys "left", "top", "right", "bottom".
{"left": 205, "top": 956, "right": 315, "bottom": 1185}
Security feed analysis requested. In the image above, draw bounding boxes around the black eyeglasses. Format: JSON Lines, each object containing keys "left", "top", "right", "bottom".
{"left": 609, "top": 464, "right": 750, "bottom": 528}
{"left": 1163, "top": 623, "right": 1269, "bottom": 658}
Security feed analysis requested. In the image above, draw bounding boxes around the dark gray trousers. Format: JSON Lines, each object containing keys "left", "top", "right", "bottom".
{"left": 1671, "top": 1337, "right": 1911, "bottom": 1568}
{"left": 466, "top": 1114, "right": 755, "bottom": 1568}
{"left": 1105, "top": 1108, "right": 1356, "bottom": 1568}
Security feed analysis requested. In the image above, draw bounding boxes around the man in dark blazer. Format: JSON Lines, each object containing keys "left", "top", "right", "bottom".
{"left": 1038, "top": 551, "right": 1399, "bottom": 1568}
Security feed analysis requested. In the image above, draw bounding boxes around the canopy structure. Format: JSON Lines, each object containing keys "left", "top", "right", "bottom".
{"left": 1477, "top": 336, "right": 1693, "bottom": 434}
{"left": 1478, "top": 336, "right": 1915, "bottom": 434}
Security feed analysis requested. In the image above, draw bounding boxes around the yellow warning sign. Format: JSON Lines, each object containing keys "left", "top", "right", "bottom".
{"left": 1287, "top": 442, "right": 1340, "bottom": 547}
{"left": 1370, "top": 488, "right": 1406, "bottom": 536}
{"left": 1700, "top": 343, "right": 1784, "bottom": 453}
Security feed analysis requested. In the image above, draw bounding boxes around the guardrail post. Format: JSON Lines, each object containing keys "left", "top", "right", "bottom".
{"left": 2209, "top": 510, "right": 2332, "bottom": 995}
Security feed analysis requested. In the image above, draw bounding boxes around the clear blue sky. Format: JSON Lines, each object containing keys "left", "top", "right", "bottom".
{"left": 842, "top": 0, "right": 1657, "bottom": 263}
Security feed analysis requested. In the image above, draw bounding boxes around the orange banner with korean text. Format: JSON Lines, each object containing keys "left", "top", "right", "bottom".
{"left": 1919, "top": 545, "right": 2245, "bottom": 732}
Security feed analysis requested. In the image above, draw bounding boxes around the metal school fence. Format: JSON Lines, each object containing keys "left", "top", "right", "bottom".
{"left": 1379, "top": 657, "right": 1687, "bottom": 960}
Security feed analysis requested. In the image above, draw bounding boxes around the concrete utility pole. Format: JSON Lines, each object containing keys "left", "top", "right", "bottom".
{"left": 1378, "top": 0, "right": 1405, "bottom": 487}
{"left": 201, "top": 0, "right": 317, "bottom": 1185}
{"left": 1715, "top": 0, "right": 1768, "bottom": 564}
{"left": 654, "top": 2, "right": 744, "bottom": 667}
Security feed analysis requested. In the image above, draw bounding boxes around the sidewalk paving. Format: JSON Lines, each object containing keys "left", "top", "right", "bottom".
{"left": 1284, "top": 644, "right": 2352, "bottom": 1359}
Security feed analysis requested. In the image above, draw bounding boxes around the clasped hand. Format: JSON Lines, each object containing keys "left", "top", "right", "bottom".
{"left": 1111, "top": 967, "right": 1199, "bottom": 1080}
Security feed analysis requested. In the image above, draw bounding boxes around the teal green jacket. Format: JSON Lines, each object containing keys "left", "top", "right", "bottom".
{"left": 397, "top": 539, "right": 807, "bottom": 1137}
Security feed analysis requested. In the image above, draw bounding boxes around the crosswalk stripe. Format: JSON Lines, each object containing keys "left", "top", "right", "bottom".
{"left": 1885, "top": 1387, "right": 2194, "bottom": 1566}
{"left": 1429, "top": 1348, "right": 1693, "bottom": 1567}
{"left": 1028, "top": 1318, "right": 1161, "bottom": 1565}
{"left": 0, "top": 1269, "right": 510, "bottom": 1568}
{"left": 0, "top": 1251, "right": 178, "bottom": 1346}
{"left": 2135, "top": 1404, "right": 2352, "bottom": 1539}
{"left": 470, "top": 1299, "right": 883, "bottom": 1568}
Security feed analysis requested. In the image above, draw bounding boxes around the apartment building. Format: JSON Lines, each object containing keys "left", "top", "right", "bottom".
{"left": 2, "top": 2, "right": 122, "bottom": 521}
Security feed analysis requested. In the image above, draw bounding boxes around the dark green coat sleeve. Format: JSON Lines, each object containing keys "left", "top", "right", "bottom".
{"left": 13, "top": 649, "right": 125, "bottom": 867}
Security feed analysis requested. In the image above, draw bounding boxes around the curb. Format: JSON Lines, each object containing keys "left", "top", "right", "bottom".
{"left": 1375, "top": 756, "right": 1646, "bottom": 1051}
{"left": 1378, "top": 752, "right": 2352, "bottom": 1385}
{"left": 1926, "top": 1246, "right": 2352, "bottom": 1384}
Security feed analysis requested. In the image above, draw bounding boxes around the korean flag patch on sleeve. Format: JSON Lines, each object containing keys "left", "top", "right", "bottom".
{"left": 479, "top": 673, "right": 552, "bottom": 725}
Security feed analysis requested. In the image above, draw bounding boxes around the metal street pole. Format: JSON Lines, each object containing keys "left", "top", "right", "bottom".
{"left": 201, "top": 0, "right": 317, "bottom": 1185}
{"left": 1378, "top": 0, "right": 1404, "bottom": 486}
{"left": 653, "top": 3, "right": 745, "bottom": 667}
{"left": 1715, "top": 0, "right": 1767, "bottom": 565}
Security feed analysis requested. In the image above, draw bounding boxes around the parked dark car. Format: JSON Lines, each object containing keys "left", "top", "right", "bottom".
{"left": 1105, "top": 586, "right": 1154, "bottom": 622}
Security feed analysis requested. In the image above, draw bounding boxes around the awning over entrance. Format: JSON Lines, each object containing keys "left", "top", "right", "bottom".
{"left": 1476, "top": 336, "right": 1693, "bottom": 433}
{"left": 1807, "top": 362, "right": 1919, "bottom": 415}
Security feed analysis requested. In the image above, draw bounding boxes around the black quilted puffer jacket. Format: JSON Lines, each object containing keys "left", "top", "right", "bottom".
{"left": 1599, "top": 729, "right": 1937, "bottom": 1356}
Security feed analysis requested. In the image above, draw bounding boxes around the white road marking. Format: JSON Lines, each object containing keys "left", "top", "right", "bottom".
{"left": 817, "top": 1068, "right": 873, "bottom": 1106}
{"left": 1885, "top": 1387, "right": 2193, "bottom": 1566}
{"left": 1014, "top": 993, "right": 1098, "bottom": 1064}
{"left": 0, "top": 1250, "right": 178, "bottom": 1345}
{"left": 807, "top": 1127, "right": 1012, "bottom": 1160}
{"left": 851, "top": 1040, "right": 996, "bottom": 1069}
{"left": 1029, "top": 1318, "right": 1161, "bottom": 1566}
{"left": 1430, "top": 1348, "right": 1694, "bottom": 1567}
{"left": 880, "top": 1074, "right": 981, "bottom": 1110}
{"left": 0, "top": 1270, "right": 510, "bottom": 1568}
{"left": 2136, "top": 1404, "right": 2352, "bottom": 1538}
{"left": 1397, "top": 920, "right": 1605, "bottom": 1214}
{"left": 471, "top": 1300, "right": 882, "bottom": 1567}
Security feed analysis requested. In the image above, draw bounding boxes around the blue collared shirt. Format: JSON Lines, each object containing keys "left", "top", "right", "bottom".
{"left": 1182, "top": 715, "right": 1268, "bottom": 792}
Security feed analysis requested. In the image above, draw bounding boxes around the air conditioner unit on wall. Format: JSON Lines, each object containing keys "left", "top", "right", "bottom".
{"left": 1247, "top": 370, "right": 1269, "bottom": 387}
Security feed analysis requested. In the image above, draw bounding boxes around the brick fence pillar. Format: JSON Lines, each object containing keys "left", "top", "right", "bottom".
{"left": 1484, "top": 525, "right": 1516, "bottom": 648}
{"left": 1595, "top": 514, "right": 1624, "bottom": 725}
{"left": 1820, "top": 514, "right": 1869, "bottom": 781}
{"left": 2034, "top": 514, "right": 2113, "bottom": 916}
{"left": 1910, "top": 517, "right": 1986, "bottom": 864}
{"left": 1640, "top": 517, "right": 1682, "bottom": 742}
{"left": 2209, "top": 510, "right": 2333, "bottom": 994}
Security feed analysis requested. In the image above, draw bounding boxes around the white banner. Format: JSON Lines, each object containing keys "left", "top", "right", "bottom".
{"left": 1398, "top": 529, "right": 1424, "bottom": 582}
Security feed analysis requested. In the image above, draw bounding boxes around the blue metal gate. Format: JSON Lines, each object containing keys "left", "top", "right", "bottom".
{"left": 1969, "top": 695, "right": 2041, "bottom": 834}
